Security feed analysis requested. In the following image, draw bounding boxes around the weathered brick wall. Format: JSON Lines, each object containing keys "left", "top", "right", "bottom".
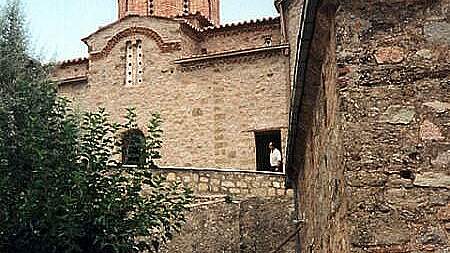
{"left": 119, "top": 0, "right": 220, "bottom": 25}
{"left": 201, "top": 22, "right": 283, "bottom": 54}
{"left": 162, "top": 196, "right": 296, "bottom": 253}
{"left": 337, "top": 0, "right": 450, "bottom": 252}
{"left": 187, "top": 0, "right": 219, "bottom": 25}
{"left": 180, "top": 31, "right": 201, "bottom": 56}
{"left": 55, "top": 17, "right": 290, "bottom": 170}
{"left": 152, "top": 167, "right": 292, "bottom": 197}
{"left": 118, "top": 0, "right": 149, "bottom": 19}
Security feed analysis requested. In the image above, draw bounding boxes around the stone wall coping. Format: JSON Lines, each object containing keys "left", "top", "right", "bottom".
{"left": 122, "top": 165, "right": 286, "bottom": 176}
{"left": 158, "top": 166, "right": 286, "bottom": 176}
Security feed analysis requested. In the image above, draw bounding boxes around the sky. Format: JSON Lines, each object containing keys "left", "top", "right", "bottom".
{"left": 0, "top": 0, "right": 279, "bottom": 61}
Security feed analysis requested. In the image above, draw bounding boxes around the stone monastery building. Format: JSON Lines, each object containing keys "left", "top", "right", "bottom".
{"left": 53, "top": 0, "right": 291, "bottom": 172}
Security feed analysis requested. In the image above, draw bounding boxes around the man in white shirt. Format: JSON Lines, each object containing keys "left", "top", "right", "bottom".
{"left": 269, "top": 142, "right": 282, "bottom": 172}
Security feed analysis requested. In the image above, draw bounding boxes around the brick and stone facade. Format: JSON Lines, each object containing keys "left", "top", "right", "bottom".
{"left": 117, "top": 0, "right": 220, "bottom": 25}
{"left": 52, "top": 2, "right": 296, "bottom": 252}
{"left": 53, "top": 5, "right": 289, "bottom": 172}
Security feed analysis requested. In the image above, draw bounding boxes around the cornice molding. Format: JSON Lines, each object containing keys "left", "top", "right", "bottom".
{"left": 56, "top": 57, "right": 89, "bottom": 67}
{"left": 56, "top": 76, "right": 88, "bottom": 86}
{"left": 175, "top": 45, "right": 289, "bottom": 71}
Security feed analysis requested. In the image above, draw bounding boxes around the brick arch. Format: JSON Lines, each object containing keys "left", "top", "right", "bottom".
{"left": 91, "top": 27, "right": 181, "bottom": 59}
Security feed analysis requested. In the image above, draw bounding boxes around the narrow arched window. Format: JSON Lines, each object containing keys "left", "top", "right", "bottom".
{"left": 149, "top": 0, "right": 154, "bottom": 15}
{"left": 208, "top": 0, "right": 212, "bottom": 20}
{"left": 122, "top": 129, "right": 145, "bottom": 165}
{"left": 183, "top": 0, "right": 189, "bottom": 14}
{"left": 125, "top": 0, "right": 129, "bottom": 12}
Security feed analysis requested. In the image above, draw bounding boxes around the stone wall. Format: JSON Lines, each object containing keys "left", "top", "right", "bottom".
{"left": 287, "top": 0, "right": 349, "bottom": 252}
{"left": 153, "top": 167, "right": 292, "bottom": 197}
{"left": 337, "top": 0, "right": 450, "bottom": 252}
{"left": 201, "top": 21, "right": 282, "bottom": 54}
{"left": 162, "top": 195, "right": 296, "bottom": 253}
{"left": 162, "top": 201, "right": 241, "bottom": 253}
{"left": 51, "top": 61, "right": 88, "bottom": 82}
{"left": 239, "top": 196, "right": 297, "bottom": 253}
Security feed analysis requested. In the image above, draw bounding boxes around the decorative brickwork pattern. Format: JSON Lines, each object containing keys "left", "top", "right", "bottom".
{"left": 118, "top": 0, "right": 149, "bottom": 19}
{"left": 90, "top": 26, "right": 181, "bottom": 60}
{"left": 118, "top": 0, "right": 220, "bottom": 25}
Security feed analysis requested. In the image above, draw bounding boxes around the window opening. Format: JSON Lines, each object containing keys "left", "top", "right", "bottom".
{"left": 264, "top": 36, "right": 273, "bottom": 47}
{"left": 136, "top": 40, "right": 144, "bottom": 84}
{"left": 183, "top": 0, "right": 189, "bottom": 14}
{"left": 125, "top": 40, "right": 144, "bottom": 85}
{"left": 122, "top": 129, "right": 145, "bottom": 165}
{"left": 255, "top": 130, "right": 282, "bottom": 172}
{"left": 208, "top": 0, "right": 212, "bottom": 20}
{"left": 149, "top": 0, "right": 154, "bottom": 15}
{"left": 125, "top": 41, "right": 134, "bottom": 85}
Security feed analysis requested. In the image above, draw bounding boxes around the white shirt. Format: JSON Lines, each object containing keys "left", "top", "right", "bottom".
{"left": 270, "top": 148, "right": 282, "bottom": 167}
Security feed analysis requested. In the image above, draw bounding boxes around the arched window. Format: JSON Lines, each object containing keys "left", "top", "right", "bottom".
{"left": 122, "top": 129, "right": 145, "bottom": 165}
{"left": 125, "top": 0, "right": 129, "bottom": 12}
{"left": 208, "top": 0, "right": 212, "bottom": 20}
{"left": 148, "top": 0, "right": 154, "bottom": 15}
{"left": 183, "top": 0, "right": 190, "bottom": 14}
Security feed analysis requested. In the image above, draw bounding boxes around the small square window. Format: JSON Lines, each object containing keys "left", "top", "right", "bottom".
{"left": 264, "top": 36, "right": 272, "bottom": 47}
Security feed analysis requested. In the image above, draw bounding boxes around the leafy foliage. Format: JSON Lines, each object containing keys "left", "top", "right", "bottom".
{"left": 0, "top": 0, "right": 46, "bottom": 84}
{"left": 72, "top": 109, "right": 193, "bottom": 253}
{"left": 0, "top": 1, "right": 193, "bottom": 252}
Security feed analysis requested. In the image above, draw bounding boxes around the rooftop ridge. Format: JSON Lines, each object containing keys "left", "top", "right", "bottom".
{"left": 200, "top": 16, "right": 280, "bottom": 32}
{"left": 56, "top": 57, "right": 89, "bottom": 66}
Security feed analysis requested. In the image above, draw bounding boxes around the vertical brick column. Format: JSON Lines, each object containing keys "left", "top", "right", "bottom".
{"left": 118, "top": 0, "right": 220, "bottom": 24}
{"left": 189, "top": 0, "right": 220, "bottom": 25}
{"left": 153, "top": 0, "right": 180, "bottom": 17}
{"left": 118, "top": 0, "right": 149, "bottom": 19}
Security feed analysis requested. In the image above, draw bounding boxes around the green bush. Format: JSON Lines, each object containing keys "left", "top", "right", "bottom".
{"left": 0, "top": 1, "right": 193, "bottom": 252}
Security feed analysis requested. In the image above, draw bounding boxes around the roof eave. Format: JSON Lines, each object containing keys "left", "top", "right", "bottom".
{"left": 285, "top": 0, "right": 320, "bottom": 185}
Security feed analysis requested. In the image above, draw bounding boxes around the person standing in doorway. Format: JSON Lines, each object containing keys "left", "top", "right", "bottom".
{"left": 269, "top": 142, "right": 282, "bottom": 172}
